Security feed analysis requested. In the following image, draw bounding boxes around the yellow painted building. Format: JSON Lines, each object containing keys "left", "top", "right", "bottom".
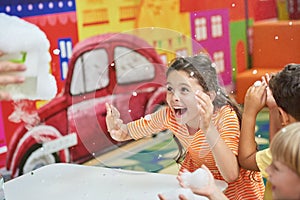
{"left": 75, "top": 0, "right": 193, "bottom": 64}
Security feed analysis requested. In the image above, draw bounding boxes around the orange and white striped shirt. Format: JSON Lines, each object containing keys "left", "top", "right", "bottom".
{"left": 128, "top": 105, "right": 265, "bottom": 200}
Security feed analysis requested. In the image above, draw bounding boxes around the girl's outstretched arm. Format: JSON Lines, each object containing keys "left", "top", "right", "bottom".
{"left": 105, "top": 103, "right": 132, "bottom": 141}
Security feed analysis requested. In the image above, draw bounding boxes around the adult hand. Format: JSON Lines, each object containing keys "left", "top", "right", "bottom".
{"left": 0, "top": 51, "right": 26, "bottom": 100}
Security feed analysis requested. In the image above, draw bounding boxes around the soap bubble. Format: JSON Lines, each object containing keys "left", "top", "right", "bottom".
{"left": 68, "top": 27, "right": 230, "bottom": 173}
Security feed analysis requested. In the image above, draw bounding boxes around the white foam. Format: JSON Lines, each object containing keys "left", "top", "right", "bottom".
{"left": 181, "top": 168, "right": 209, "bottom": 189}
{"left": 0, "top": 13, "right": 57, "bottom": 100}
{"left": 161, "top": 188, "right": 196, "bottom": 200}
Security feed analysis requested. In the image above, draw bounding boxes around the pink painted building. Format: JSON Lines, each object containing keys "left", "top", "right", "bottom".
{"left": 190, "top": 9, "right": 232, "bottom": 86}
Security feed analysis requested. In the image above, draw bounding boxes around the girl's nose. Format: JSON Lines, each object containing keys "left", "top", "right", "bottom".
{"left": 172, "top": 91, "right": 180, "bottom": 101}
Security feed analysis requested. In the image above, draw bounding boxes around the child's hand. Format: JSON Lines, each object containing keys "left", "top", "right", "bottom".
{"left": 262, "top": 73, "right": 277, "bottom": 109}
{"left": 177, "top": 165, "right": 217, "bottom": 198}
{"left": 195, "top": 90, "right": 214, "bottom": 133}
{"left": 105, "top": 103, "right": 130, "bottom": 141}
{"left": 243, "top": 80, "right": 267, "bottom": 116}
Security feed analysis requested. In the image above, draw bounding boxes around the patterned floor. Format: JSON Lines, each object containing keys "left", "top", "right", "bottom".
{"left": 84, "top": 131, "right": 179, "bottom": 174}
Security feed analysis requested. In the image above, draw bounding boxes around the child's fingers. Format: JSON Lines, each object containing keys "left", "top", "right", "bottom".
{"left": 265, "top": 73, "right": 271, "bottom": 82}
{"left": 105, "top": 103, "right": 111, "bottom": 112}
{"left": 177, "top": 175, "right": 184, "bottom": 186}
{"left": 178, "top": 194, "right": 188, "bottom": 200}
{"left": 195, "top": 90, "right": 211, "bottom": 110}
{"left": 105, "top": 103, "right": 112, "bottom": 116}
{"left": 111, "top": 105, "right": 120, "bottom": 118}
{"left": 157, "top": 194, "right": 166, "bottom": 200}
{"left": 105, "top": 103, "right": 116, "bottom": 132}
{"left": 251, "top": 81, "right": 267, "bottom": 92}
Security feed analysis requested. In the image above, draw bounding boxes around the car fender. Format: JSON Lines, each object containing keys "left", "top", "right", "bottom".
{"left": 10, "top": 125, "right": 77, "bottom": 178}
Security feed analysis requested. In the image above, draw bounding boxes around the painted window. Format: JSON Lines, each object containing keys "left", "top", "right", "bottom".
{"left": 70, "top": 48, "right": 109, "bottom": 95}
{"left": 119, "top": 6, "right": 138, "bottom": 21}
{"left": 114, "top": 46, "right": 155, "bottom": 84}
{"left": 58, "top": 38, "right": 72, "bottom": 80}
{"left": 195, "top": 17, "right": 207, "bottom": 41}
{"left": 82, "top": 8, "right": 109, "bottom": 26}
{"left": 211, "top": 15, "right": 223, "bottom": 38}
{"left": 176, "top": 49, "right": 188, "bottom": 57}
{"left": 213, "top": 51, "right": 225, "bottom": 74}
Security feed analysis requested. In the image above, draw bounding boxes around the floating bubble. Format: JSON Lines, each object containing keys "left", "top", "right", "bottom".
{"left": 69, "top": 28, "right": 231, "bottom": 174}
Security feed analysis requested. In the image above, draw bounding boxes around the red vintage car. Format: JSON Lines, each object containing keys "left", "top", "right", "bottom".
{"left": 6, "top": 33, "right": 167, "bottom": 178}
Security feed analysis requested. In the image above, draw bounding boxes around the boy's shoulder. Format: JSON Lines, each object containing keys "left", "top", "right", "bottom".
{"left": 256, "top": 148, "right": 272, "bottom": 178}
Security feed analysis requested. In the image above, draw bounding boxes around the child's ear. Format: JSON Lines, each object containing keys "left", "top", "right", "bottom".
{"left": 278, "top": 107, "right": 290, "bottom": 126}
{"left": 207, "top": 91, "right": 216, "bottom": 101}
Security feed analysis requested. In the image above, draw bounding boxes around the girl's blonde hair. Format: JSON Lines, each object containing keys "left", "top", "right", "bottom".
{"left": 270, "top": 122, "right": 300, "bottom": 176}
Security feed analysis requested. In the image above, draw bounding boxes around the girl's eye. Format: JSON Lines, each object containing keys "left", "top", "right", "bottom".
{"left": 181, "top": 87, "right": 189, "bottom": 93}
{"left": 167, "top": 86, "right": 173, "bottom": 93}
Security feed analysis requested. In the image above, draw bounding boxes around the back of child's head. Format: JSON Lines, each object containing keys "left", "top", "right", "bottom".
{"left": 167, "top": 54, "right": 241, "bottom": 124}
{"left": 269, "top": 64, "right": 300, "bottom": 121}
{"left": 270, "top": 122, "right": 300, "bottom": 176}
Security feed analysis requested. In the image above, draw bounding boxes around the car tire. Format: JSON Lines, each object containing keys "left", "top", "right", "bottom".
{"left": 18, "top": 143, "right": 60, "bottom": 176}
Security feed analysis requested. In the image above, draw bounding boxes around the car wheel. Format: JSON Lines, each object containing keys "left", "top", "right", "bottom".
{"left": 18, "top": 143, "right": 60, "bottom": 175}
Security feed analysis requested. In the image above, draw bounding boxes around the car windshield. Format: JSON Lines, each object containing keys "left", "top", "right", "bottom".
{"left": 114, "top": 46, "right": 155, "bottom": 84}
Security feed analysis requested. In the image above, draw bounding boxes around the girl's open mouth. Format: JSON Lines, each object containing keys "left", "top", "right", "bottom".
{"left": 174, "top": 108, "right": 187, "bottom": 118}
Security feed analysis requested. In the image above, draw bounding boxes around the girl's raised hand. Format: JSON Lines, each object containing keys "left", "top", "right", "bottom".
{"left": 105, "top": 103, "right": 130, "bottom": 141}
{"left": 195, "top": 90, "right": 214, "bottom": 133}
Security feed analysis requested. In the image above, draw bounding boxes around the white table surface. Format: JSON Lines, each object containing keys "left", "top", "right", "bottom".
{"left": 4, "top": 163, "right": 226, "bottom": 200}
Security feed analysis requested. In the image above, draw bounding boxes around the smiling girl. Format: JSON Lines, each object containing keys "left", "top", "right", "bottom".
{"left": 106, "top": 54, "right": 264, "bottom": 199}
